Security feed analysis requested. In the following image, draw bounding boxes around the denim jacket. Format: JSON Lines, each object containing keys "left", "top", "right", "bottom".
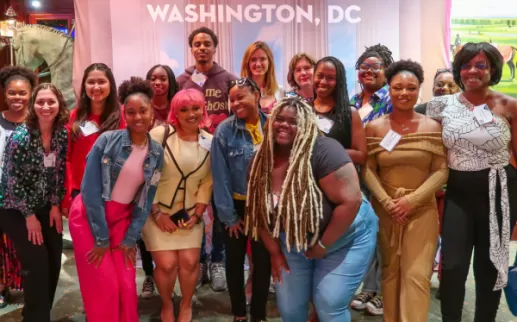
{"left": 211, "top": 111, "right": 268, "bottom": 227}
{"left": 81, "top": 129, "right": 164, "bottom": 248}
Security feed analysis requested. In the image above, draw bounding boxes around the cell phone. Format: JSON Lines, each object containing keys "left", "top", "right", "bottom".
{"left": 169, "top": 209, "right": 190, "bottom": 225}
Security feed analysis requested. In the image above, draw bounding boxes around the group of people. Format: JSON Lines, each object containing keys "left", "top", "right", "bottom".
{"left": 0, "top": 25, "right": 515, "bottom": 322}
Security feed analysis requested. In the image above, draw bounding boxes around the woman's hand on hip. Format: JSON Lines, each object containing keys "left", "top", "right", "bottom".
{"left": 271, "top": 252, "right": 290, "bottom": 285}
{"left": 155, "top": 213, "right": 178, "bottom": 233}
{"left": 26, "top": 215, "right": 43, "bottom": 245}
{"left": 226, "top": 220, "right": 245, "bottom": 239}
{"left": 86, "top": 246, "right": 109, "bottom": 268}
{"left": 50, "top": 206, "right": 63, "bottom": 234}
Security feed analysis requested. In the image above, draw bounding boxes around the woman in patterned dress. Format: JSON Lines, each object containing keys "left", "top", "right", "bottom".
{"left": 427, "top": 42, "right": 517, "bottom": 322}
{"left": 0, "top": 66, "right": 37, "bottom": 308}
{"left": 0, "top": 83, "right": 69, "bottom": 322}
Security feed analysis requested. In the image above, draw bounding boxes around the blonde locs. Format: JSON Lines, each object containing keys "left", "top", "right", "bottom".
{"left": 245, "top": 97, "right": 324, "bottom": 252}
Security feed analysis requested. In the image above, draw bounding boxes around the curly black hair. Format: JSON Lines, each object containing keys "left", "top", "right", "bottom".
{"left": 188, "top": 27, "right": 219, "bottom": 48}
{"left": 355, "top": 44, "right": 394, "bottom": 70}
{"left": 385, "top": 60, "right": 425, "bottom": 85}
{"left": 0, "top": 66, "right": 37, "bottom": 89}
{"left": 146, "top": 64, "right": 178, "bottom": 102}
{"left": 118, "top": 77, "right": 154, "bottom": 105}
{"left": 452, "top": 42, "right": 503, "bottom": 90}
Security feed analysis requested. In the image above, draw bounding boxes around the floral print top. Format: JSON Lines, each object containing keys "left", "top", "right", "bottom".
{"left": 0, "top": 124, "right": 68, "bottom": 217}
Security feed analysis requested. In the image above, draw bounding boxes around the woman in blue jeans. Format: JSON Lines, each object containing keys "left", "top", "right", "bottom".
{"left": 246, "top": 97, "right": 378, "bottom": 322}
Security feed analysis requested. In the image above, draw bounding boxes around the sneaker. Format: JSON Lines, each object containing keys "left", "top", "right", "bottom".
{"left": 210, "top": 262, "right": 227, "bottom": 292}
{"left": 365, "top": 295, "right": 384, "bottom": 316}
{"left": 141, "top": 276, "right": 155, "bottom": 299}
{"left": 197, "top": 262, "right": 208, "bottom": 289}
{"left": 350, "top": 291, "right": 375, "bottom": 310}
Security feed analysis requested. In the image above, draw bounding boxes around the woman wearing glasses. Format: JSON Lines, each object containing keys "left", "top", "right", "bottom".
{"left": 427, "top": 42, "right": 517, "bottom": 322}
{"left": 211, "top": 78, "right": 270, "bottom": 322}
{"left": 349, "top": 44, "right": 395, "bottom": 316}
{"left": 350, "top": 44, "right": 394, "bottom": 125}
{"left": 415, "top": 68, "right": 460, "bottom": 115}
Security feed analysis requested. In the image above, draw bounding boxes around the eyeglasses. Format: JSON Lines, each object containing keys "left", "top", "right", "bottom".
{"left": 358, "top": 62, "right": 383, "bottom": 72}
{"left": 460, "top": 62, "right": 489, "bottom": 71}
{"left": 227, "top": 78, "right": 260, "bottom": 93}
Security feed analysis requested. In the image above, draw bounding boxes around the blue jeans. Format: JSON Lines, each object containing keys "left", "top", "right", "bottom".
{"left": 275, "top": 198, "right": 378, "bottom": 322}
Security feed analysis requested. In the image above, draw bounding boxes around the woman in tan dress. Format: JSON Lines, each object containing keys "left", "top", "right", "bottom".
{"left": 142, "top": 89, "right": 213, "bottom": 322}
{"left": 362, "top": 60, "right": 449, "bottom": 322}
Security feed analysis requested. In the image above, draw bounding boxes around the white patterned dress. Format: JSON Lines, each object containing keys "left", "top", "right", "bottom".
{"left": 427, "top": 93, "right": 512, "bottom": 290}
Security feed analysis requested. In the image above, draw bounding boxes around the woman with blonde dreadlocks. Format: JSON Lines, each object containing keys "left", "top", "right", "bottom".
{"left": 246, "top": 97, "right": 378, "bottom": 322}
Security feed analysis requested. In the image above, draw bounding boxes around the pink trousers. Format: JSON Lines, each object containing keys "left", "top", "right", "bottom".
{"left": 69, "top": 195, "right": 138, "bottom": 322}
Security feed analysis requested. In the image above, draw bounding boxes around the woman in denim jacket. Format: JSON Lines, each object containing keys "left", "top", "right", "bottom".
{"left": 211, "top": 78, "right": 270, "bottom": 322}
{"left": 68, "top": 77, "right": 164, "bottom": 322}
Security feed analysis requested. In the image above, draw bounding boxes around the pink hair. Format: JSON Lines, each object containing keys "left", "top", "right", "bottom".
{"left": 167, "top": 88, "right": 211, "bottom": 129}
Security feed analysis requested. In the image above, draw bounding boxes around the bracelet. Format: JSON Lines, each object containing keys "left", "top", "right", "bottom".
{"left": 317, "top": 240, "right": 328, "bottom": 250}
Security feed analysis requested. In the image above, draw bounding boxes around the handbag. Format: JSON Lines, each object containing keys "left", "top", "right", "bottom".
{"left": 504, "top": 253, "right": 517, "bottom": 316}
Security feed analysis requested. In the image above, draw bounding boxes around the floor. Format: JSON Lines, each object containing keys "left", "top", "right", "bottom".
{"left": 1, "top": 232, "right": 517, "bottom": 321}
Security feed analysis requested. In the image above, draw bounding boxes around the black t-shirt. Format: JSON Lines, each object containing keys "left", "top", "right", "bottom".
{"left": 310, "top": 135, "right": 352, "bottom": 233}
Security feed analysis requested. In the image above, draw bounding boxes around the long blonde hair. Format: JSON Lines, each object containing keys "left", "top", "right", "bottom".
{"left": 240, "top": 41, "right": 279, "bottom": 97}
{"left": 246, "top": 97, "right": 323, "bottom": 252}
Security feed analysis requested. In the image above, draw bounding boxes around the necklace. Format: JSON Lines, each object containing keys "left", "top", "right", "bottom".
{"left": 389, "top": 116, "right": 411, "bottom": 133}
{"left": 132, "top": 137, "right": 148, "bottom": 149}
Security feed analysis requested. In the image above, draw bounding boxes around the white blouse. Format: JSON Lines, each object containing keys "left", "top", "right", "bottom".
{"left": 427, "top": 93, "right": 511, "bottom": 291}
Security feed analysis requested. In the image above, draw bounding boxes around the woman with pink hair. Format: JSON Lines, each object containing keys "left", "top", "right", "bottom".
{"left": 141, "top": 88, "right": 213, "bottom": 322}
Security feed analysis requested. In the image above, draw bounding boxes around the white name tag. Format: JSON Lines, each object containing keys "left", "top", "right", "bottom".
{"left": 43, "top": 152, "right": 56, "bottom": 168}
{"left": 359, "top": 103, "right": 374, "bottom": 121}
{"left": 379, "top": 129, "right": 402, "bottom": 152}
{"left": 316, "top": 115, "right": 334, "bottom": 134}
{"left": 198, "top": 135, "right": 212, "bottom": 151}
{"left": 473, "top": 104, "right": 494, "bottom": 125}
{"left": 191, "top": 71, "right": 207, "bottom": 87}
{"left": 80, "top": 121, "right": 99, "bottom": 136}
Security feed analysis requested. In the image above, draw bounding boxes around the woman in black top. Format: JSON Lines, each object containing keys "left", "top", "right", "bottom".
{"left": 313, "top": 57, "right": 366, "bottom": 165}
{"left": 0, "top": 66, "right": 37, "bottom": 308}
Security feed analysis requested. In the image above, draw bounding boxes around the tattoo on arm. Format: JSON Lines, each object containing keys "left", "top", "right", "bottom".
{"left": 333, "top": 165, "right": 356, "bottom": 182}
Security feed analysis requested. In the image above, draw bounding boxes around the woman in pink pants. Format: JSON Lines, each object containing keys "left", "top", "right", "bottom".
{"left": 69, "top": 77, "right": 164, "bottom": 322}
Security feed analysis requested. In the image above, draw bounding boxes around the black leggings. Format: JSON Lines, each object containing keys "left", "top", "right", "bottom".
{"left": 138, "top": 239, "right": 154, "bottom": 276}
{"left": 440, "top": 167, "right": 517, "bottom": 322}
{"left": 225, "top": 199, "right": 271, "bottom": 319}
{"left": 0, "top": 205, "right": 62, "bottom": 322}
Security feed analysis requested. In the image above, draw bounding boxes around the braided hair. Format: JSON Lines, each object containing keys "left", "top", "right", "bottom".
{"left": 246, "top": 97, "right": 324, "bottom": 252}
{"left": 355, "top": 44, "right": 394, "bottom": 70}
{"left": 314, "top": 56, "right": 352, "bottom": 146}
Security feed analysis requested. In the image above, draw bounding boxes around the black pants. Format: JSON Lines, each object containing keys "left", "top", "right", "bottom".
{"left": 440, "top": 167, "right": 517, "bottom": 322}
{"left": 0, "top": 205, "right": 63, "bottom": 322}
{"left": 225, "top": 199, "right": 271, "bottom": 319}
{"left": 138, "top": 238, "right": 154, "bottom": 276}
